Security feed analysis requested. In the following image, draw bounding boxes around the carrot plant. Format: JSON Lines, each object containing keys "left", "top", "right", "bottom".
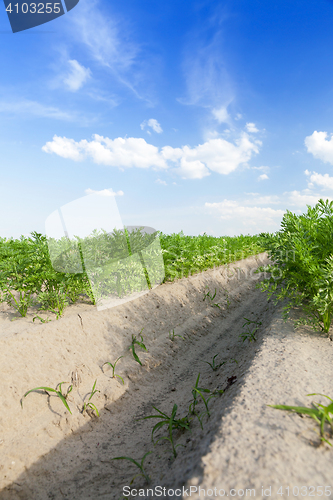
{"left": 130, "top": 330, "right": 147, "bottom": 366}
{"left": 160, "top": 232, "right": 264, "bottom": 282}
{"left": 102, "top": 356, "right": 124, "bottom": 384}
{"left": 258, "top": 199, "right": 333, "bottom": 334}
{"left": 112, "top": 451, "right": 152, "bottom": 484}
{"left": 268, "top": 393, "right": 333, "bottom": 446}
{"left": 21, "top": 382, "right": 73, "bottom": 414}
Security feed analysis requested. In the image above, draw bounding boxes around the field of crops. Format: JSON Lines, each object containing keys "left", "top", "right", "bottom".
{"left": 1, "top": 202, "right": 333, "bottom": 497}
{"left": 258, "top": 198, "right": 333, "bottom": 336}
{"left": 0, "top": 229, "right": 264, "bottom": 320}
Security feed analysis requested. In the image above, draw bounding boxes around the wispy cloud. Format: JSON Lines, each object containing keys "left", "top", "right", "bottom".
{"left": 63, "top": 60, "right": 91, "bottom": 92}
{"left": 155, "top": 179, "right": 167, "bottom": 185}
{"left": 67, "top": 0, "right": 147, "bottom": 100}
{"left": 179, "top": 28, "right": 233, "bottom": 109}
{"left": 0, "top": 99, "right": 74, "bottom": 121}
{"left": 85, "top": 188, "right": 124, "bottom": 196}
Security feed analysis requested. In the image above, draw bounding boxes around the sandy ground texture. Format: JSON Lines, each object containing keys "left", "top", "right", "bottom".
{"left": 0, "top": 253, "right": 332, "bottom": 500}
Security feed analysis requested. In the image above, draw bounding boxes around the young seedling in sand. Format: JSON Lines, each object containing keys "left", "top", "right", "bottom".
{"left": 268, "top": 393, "right": 333, "bottom": 446}
{"left": 189, "top": 373, "right": 210, "bottom": 415}
{"left": 224, "top": 290, "right": 231, "bottom": 309}
{"left": 21, "top": 382, "right": 73, "bottom": 414}
{"left": 33, "top": 315, "right": 51, "bottom": 323}
{"left": 139, "top": 404, "right": 190, "bottom": 458}
{"left": 204, "top": 354, "right": 226, "bottom": 372}
{"left": 239, "top": 317, "right": 262, "bottom": 342}
{"left": 189, "top": 374, "right": 224, "bottom": 427}
{"left": 169, "top": 329, "right": 185, "bottom": 341}
{"left": 130, "top": 330, "right": 147, "bottom": 366}
{"left": 203, "top": 288, "right": 221, "bottom": 309}
{"left": 83, "top": 379, "right": 100, "bottom": 417}
{"left": 102, "top": 356, "right": 124, "bottom": 384}
{"left": 112, "top": 451, "right": 152, "bottom": 484}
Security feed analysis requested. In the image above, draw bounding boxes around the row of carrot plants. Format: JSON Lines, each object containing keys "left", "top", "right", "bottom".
{"left": 257, "top": 198, "right": 333, "bottom": 335}
{"left": 0, "top": 230, "right": 264, "bottom": 319}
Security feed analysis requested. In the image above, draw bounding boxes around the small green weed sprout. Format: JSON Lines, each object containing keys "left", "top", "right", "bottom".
{"left": 21, "top": 382, "right": 73, "bottom": 414}
{"left": 130, "top": 329, "right": 147, "bottom": 366}
{"left": 268, "top": 393, "right": 333, "bottom": 446}
{"left": 189, "top": 373, "right": 223, "bottom": 428}
{"left": 102, "top": 356, "right": 124, "bottom": 384}
{"left": 189, "top": 373, "right": 209, "bottom": 415}
{"left": 112, "top": 451, "right": 152, "bottom": 484}
{"left": 224, "top": 290, "right": 231, "bottom": 309}
{"left": 83, "top": 379, "right": 100, "bottom": 417}
{"left": 204, "top": 354, "right": 226, "bottom": 372}
{"left": 239, "top": 317, "right": 262, "bottom": 342}
{"left": 139, "top": 404, "right": 190, "bottom": 458}
{"left": 169, "top": 329, "right": 185, "bottom": 341}
{"left": 33, "top": 315, "right": 51, "bottom": 323}
{"left": 203, "top": 288, "right": 221, "bottom": 309}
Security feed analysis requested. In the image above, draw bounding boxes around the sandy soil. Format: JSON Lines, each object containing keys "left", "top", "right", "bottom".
{"left": 0, "top": 253, "right": 332, "bottom": 500}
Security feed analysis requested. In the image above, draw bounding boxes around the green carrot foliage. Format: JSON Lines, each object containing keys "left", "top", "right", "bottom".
{"left": 258, "top": 199, "right": 333, "bottom": 334}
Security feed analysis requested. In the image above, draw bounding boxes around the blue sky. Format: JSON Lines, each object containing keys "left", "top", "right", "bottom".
{"left": 2, "top": 0, "right": 333, "bottom": 238}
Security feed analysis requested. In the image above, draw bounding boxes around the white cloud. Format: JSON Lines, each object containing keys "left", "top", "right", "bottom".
{"left": 285, "top": 190, "right": 332, "bottom": 207}
{"left": 258, "top": 174, "right": 269, "bottom": 181}
{"left": 235, "top": 113, "right": 243, "bottom": 121}
{"left": 43, "top": 132, "right": 260, "bottom": 179}
{"left": 305, "top": 131, "right": 333, "bottom": 164}
{"left": 205, "top": 199, "right": 285, "bottom": 228}
{"left": 246, "top": 122, "right": 259, "bottom": 133}
{"left": 175, "top": 158, "right": 210, "bottom": 179}
{"left": 246, "top": 195, "right": 280, "bottom": 205}
{"left": 212, "top": 106, "right": 230, "bottom": 124}
{"left": 63, "top": 60, "right": 91, "bottom": 91}
{"left": 42, "top": 136, "right": 85, "bottom": 160}
{"left": 85, "top": 188, "right": 123, "bottom": 196}
{"left": 304, "top": 170, "right": 333, "bottom": 190}
{"left": 168, "top": 133, "right": 261, "bottom": 176}
{"left": 155, "top": 179, "right": 167, "bottom": 185}
{"left": 140, "top": 118, "right": 163, "bottom": 133}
